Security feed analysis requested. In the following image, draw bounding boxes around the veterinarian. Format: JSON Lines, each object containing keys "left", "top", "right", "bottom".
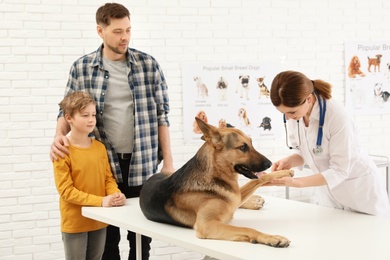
{"left": 269, "top": 70, "right": 390, "bottom": 217}
{"left": 49, "top": 3, "right": 175, "bottom": 259}
{"left": 53, "top": 92, "right": 126, "bottom": 260}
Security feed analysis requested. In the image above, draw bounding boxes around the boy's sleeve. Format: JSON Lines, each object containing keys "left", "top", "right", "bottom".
{"left": 53, "top": 157, "right": 103, "bottom": 206}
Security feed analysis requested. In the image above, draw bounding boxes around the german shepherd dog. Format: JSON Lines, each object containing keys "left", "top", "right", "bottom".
{"left": 139, "top": 118, "right": 294, "bottom": 247}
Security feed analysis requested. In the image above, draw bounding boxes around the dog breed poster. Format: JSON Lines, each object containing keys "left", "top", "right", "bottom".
{"left": 345, "top": 41, "right": 390, "bottom": 114}
{"left": 182, "top": 63, "right": 283, "bottom": 143}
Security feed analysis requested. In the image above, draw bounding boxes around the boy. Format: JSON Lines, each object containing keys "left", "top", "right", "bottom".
{"left": 53, "top": 91, "right": 126, "bottom": 260}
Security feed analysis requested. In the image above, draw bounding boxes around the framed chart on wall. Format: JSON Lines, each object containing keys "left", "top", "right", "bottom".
{"left": 182, "top": 63, "right": 283, "bottom": 143}
{"left": 345, "top": 41, "right": 390, "bottom": 114}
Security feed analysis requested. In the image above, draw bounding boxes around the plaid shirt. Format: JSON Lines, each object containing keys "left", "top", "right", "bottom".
{"left": 60, "top": 44, "right": 170, "bottom": 186}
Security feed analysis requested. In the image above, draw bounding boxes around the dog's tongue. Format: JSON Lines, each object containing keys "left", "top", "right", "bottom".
{"left": 254, "top": 172, "right": 266, "bottom": 178}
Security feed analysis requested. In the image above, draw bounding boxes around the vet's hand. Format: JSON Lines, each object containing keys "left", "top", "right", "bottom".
{"left": 271, "top": 159, "right": 291, "bottom": 171}
{"left": 272, "top": 154, "right": 304, "bottom": 171}
{"left": 50, "top": 135, "right": 69, "bottom": 162}
{"left": 265, "top": 177, "right": 299, "bottom": 187}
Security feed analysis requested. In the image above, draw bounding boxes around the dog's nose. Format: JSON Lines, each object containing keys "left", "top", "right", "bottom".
{"left": 263, "top": 160, "right": 272, "bottom": 169}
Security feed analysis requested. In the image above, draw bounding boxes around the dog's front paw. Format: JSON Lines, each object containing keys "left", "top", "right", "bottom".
{"left": 276, "top": 169, "right": 294, "bottom": 177}
{"left": 239, "top": 194, "right": 265, "bottom": 210}
{"left": 269, "top": 169, "right": 294, "bottom": 178}
{"left": 259, "top": 169, "right": 294, "bottom": 184}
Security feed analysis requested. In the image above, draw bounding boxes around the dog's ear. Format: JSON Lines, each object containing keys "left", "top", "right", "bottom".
{"left": 195, "top": 117, "right": 223, "bottom": 149}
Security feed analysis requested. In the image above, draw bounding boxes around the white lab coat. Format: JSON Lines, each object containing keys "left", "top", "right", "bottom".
{"left": 287, "top": 98, "right": 390, "bottom": 217}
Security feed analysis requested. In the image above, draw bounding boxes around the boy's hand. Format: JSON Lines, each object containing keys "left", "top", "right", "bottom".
{"left": 102, "top": 193, "right": 126, "bottom": 207}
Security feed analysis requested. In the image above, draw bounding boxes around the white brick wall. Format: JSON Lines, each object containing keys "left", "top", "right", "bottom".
{"left": 1, "top": 0, "right": 390, "bottom": 259}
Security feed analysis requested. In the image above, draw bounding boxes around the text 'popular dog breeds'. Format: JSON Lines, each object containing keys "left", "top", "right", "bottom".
{"left": 140, "top": 118, "right": 294, "bottom": 247}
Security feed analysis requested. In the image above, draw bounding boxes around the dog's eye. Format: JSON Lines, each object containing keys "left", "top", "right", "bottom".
{"left": 238, "top": 144, "right": 248, "bottom": 152}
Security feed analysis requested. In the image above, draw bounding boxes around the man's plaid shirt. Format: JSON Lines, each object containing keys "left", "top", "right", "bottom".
{"left": 59, "top": 44, "right": 170, "bottom": 186}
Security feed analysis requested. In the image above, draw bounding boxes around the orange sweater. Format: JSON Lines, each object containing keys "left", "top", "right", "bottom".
{"left": 53, "top": 139, "right": 120, "bottom": 233}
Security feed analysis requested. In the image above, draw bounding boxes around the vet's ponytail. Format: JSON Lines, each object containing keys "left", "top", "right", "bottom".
{"left": 312, "top": 79, "right": 332, "bottom": 100}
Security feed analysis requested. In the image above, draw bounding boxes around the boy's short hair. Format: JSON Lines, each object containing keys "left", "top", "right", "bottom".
{"left": 59, "top": 92, "right": 96, "bottom": 117}
{"left": 96, "top": 3, "right": 130, "bottom": 26}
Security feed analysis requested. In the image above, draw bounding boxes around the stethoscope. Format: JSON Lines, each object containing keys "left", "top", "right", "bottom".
{"left": 283, "top": 92, "right": 326, "bottom": 156}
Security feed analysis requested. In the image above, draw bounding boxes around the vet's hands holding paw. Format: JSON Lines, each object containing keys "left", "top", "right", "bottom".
{"left": 265, "top": 154, "right": 303, "bottom": 187}
{"left": 266, "top": 170, "right": 325, "bottom": 188}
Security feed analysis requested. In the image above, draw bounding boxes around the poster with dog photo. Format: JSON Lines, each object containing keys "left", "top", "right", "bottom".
{"left": 182, "top": 63, "right": 284, "bottom": 143}
{"left": 345, "top": 41, "right": 390, "bottom": 114}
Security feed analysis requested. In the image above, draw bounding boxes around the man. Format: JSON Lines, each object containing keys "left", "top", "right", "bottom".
{"left": 50, "top": 3, "right": 175, "bottom": 259}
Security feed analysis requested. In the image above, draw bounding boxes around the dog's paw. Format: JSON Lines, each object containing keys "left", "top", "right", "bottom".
{"left": 277, "top": 169, "right": 294, "bottom": 177}
{"left": 267, "top": 235, "right": 291, "bottom": 248}
{"left": 271, "top": 169, "right": 294, "bottom": 178}
{"left": 239, "top": 194, "right": 265, "bottom": 210}
{"left": 253, "top": 234, "right": 290, "bottom": 248}
{"left": 258, "top": 169, "right": 294, "bottom": 184}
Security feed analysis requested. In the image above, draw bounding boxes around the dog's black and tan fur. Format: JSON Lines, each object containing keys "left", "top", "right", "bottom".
{"left": 140, "top": 118, "right": 293, "bottom": 247}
